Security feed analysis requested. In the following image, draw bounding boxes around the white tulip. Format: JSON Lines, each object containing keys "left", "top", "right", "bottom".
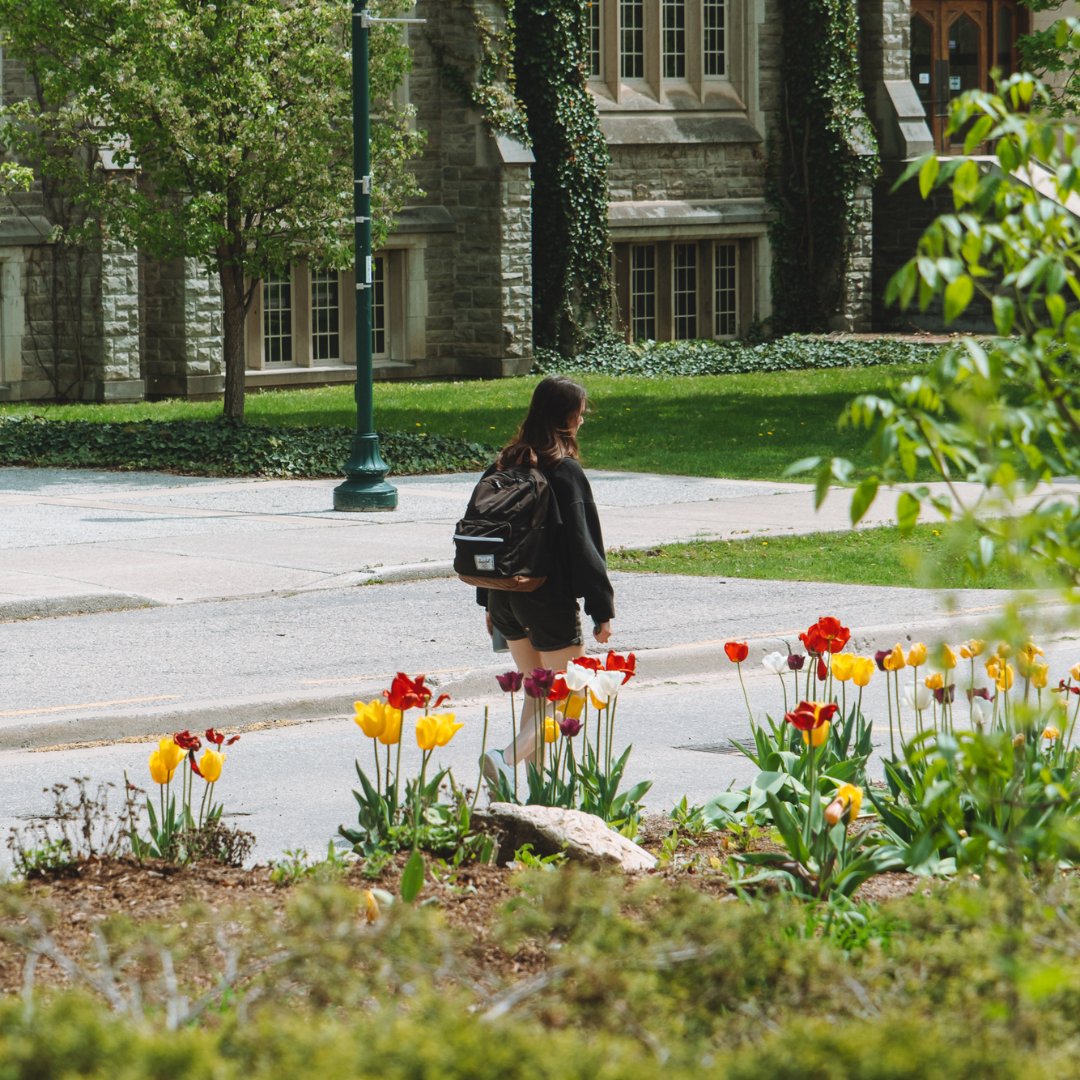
{"left": 902, "top": 683, "right": 933, "bottom": 712}
{"left": 762, "top": 651, "right": 787, "bottom": 674}
{"left": 563, "top": 663, "right": 593, "bottom": 692}
{"left": 593, "top": 669, "right": 625, "bottom": 700}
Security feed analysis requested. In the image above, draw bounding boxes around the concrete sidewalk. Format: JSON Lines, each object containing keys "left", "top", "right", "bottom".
{"left": 2, "top": 465, "right": 1068, "bottom": 620}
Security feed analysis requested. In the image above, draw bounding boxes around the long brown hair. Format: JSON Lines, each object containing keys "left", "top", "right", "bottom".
{"left": 498, "top": 375, "right": 587, "bottom": 469}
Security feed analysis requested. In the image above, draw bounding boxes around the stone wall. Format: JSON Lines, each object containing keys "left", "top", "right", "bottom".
{"left": 607, "top": 141, "right": 765, "bottom": 203}
{"left": 142, "top": 256, "right": 223, "bottom": 398}
{"left": 404, "top": 0, "right": 533, "bottom": 376}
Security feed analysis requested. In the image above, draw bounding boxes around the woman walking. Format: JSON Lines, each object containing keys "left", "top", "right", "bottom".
{"left": 480, "top": 375, "right": 615, "bottom": 787}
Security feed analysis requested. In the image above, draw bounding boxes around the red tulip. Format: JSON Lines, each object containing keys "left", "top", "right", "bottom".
{"left": 385, "top": 672, "right": 431, "bottom": 711}
{"left": 570, "top": 656, "right": 602, "bottom": 672}
{"left": 799, "top": 616, "right": 851, "bottom": 656}
{"left": 724, "top": 641, "right": 749, "bottom": 663}
{"left": 548, "top": 676, "right": 571, "bottom": 703}
{"left": 784, "top": 700, "right": 839, "bottom": 732}
{"left": 173, "top": 729, "right": 201, "bottom": 751}
{"left": 605, "top": 650, "right": 637, "bottom": 683}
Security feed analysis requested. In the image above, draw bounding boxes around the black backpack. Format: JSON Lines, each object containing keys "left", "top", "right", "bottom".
{"left": 453, "top": 465, "right": 555, "bottom": 591}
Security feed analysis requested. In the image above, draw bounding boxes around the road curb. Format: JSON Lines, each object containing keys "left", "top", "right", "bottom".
{"left": 0, "top": 592, "right": 160, "bottom": 623}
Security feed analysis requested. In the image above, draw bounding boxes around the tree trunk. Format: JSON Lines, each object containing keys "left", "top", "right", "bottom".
{"left": 218, "top": 243, "right": 247, "bottom": 423}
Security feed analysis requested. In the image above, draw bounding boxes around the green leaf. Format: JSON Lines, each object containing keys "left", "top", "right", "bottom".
{"left": 897, "top": 491, "right": 920, "bottom": 534}
{"left": 1046, "top": 292, "right": 1066, "bottom": 326}
{"left": 919, "top": 154, "right": 940, "bottom": 199}
{"left": 943, "top": 275, "right": 974, "bottom": 323}
{"left": 399, "top": 848, "right": 425, "bottom": 902}
{"left": 991, "top": 295, "right": 1016, "bottom": 335}
{"left": 850, "top": 476, "right": 879, "bottom": 525}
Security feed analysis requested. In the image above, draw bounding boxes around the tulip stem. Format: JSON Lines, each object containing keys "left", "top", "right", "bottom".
{"left": 373, "top": 739, "right": 381, "bottom": 797}
{"left": 472, "top": 706, "right": 490, "bottom": 813}
{"left": 736, "top": 663, "right": 753, "bottom": 725}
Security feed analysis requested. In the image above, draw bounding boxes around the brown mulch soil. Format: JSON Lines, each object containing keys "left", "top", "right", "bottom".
{"left": 0, "top": 814, "right": 921, "bottom": 998}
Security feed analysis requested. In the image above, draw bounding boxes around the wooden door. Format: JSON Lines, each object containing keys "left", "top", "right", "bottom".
{"left": 911, "top": 1, "right": 1023, "bottom": 154}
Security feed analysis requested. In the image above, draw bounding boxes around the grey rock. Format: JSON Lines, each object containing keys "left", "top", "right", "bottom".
{"left": 476, "top": 802, "right": 657, "bottom": 872}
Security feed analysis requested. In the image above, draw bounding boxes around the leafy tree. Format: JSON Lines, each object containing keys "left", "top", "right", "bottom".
{"left": 1018, "top": 0, "right": 1080, "bottom": 115}
{"left": 0, "top": 0, "right": 422, "bottom": 420}
{"left": 803, "top": 69, "right": 1079, "bottom": 588}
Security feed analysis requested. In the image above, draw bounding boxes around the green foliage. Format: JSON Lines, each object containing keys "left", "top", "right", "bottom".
{"left": 0, "top": 0, "right": 422, "bottom": 420}
{"left": 1018, "top": 5, "right": 1080, "bottom": 117}
{"left": 824, "top": 75, "right": 1080, "bottom": 588}
{"left": 874, "top": 729, "right": 1080, "bottom": 876}
{"left": 269, "top": 844, "right": 352, "bottom": 888}
{"left": 0, "top": 416, "right": 494, "bottom": 477}
{"left": 15, "top": 867, "right": 1080, "bottom": 1072}
{"left": 514, "top": 0, "right": 610, "bottom": 354}
{"left": 768, "top": 0, "right": 878, "bottom": 331}
{"left": 535, "top": 334, "right": 938, "bottom": 378}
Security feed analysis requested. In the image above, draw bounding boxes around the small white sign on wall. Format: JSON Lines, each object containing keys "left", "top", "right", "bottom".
{"left": 949, "top": 75, "right": 962, "bottom": 90}
{"left": 918, "top": 72, "right": 930, "bottom": 85}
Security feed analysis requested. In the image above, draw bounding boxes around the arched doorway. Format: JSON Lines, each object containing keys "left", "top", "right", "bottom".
{"left": 910, "top": 1, "right": 1025, "bottom": 153}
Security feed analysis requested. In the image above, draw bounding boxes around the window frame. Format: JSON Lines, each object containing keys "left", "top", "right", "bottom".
{"left": 613, "top": 236, "right": 752, "bottom": 343}
{"left": 590, "top": 0, "right": 735, "bottom": 105}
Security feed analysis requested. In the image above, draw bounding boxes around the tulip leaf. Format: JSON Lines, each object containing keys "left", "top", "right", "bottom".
{"left": 399, "top": 848, "right": 425, "bottom": 902}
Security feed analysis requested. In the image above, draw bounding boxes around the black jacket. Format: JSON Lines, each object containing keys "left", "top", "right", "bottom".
{"left": 477, "top": 457, "right": 615, "bottom": 624}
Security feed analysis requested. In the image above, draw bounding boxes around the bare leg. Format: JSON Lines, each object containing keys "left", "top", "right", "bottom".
{"left": 501, "top": 640, "right": 585, "bottom": 766}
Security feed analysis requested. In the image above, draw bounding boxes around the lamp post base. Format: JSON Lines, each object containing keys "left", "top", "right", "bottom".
{"left": 333, "top": 434, "right": 398, "bottom": 511}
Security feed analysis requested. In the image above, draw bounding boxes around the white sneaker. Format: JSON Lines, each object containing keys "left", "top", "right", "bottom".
{"left": 481, "top": 749, "right": 514, "bottom": 786}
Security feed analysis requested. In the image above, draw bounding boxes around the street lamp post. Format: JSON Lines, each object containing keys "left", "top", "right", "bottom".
{"left": 333, "top": 4, "right": 419, "bottom": 511}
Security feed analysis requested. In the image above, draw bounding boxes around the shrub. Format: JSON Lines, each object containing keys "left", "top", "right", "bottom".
{"left": 0, "top": 417, "right": 495, "bottom": 478}
{"left": 533, "top": 334, "right": 940, "bottom": 379}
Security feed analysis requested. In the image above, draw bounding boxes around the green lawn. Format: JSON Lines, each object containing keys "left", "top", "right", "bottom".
{"left": 0, "top": 365, "right": 926, "bottom": 480}
{"left": 609, "top": 522, "right": 1048, "bottom": 590}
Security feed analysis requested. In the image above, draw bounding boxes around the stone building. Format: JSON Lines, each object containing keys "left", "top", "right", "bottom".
{"left": 0, "top": 1, "right": 1073, "bottom": 403}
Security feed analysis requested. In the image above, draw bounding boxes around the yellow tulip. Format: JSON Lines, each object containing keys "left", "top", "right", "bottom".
{"left": 1031, "top": 663, "right": 1049, "bottom": 690}
{"left": 148, "top": 749, "right": 177, "bottom": 785}
{"left": 563, "top": 693, "right": 585, "bottom": 721}
{"left": 996, "top": 642, "right": 1012, "bottom": 659}
{"left": 925, "top": 672, "right": 944, "bottom": 691}
{"left": 363, "top": 889, "right": 380, "bottom": 925}
{"left": 824, "top": 782, "right": 863, "bottom": 826}
{"left": 377, "top": 707, "right": 403, "bottom": 746}
{"left": 158, "top": 737, "right": 185, "bottom": 774}
{"left": 830, "top": 653, "right": 855, "bottom": 682}
{"left": 985, "top": 656, "right": 1001, "bottom": 679}
{"left": 960, "top": 639, "right": 985, "bottom": 659}
{"left": 907, "top": 643, "right": 927, "bottom": 667}
{"left": 1043, "top": 727, "right": 1061, "bottom": 742}
{"left": 434, "top": 714, "right": 464, "bottom": 747}
{"left": 995, "top": 663, "right": 1015, "bottom": 692}
{"left": 1020, "top": 642, "right": 1043, "bottom": 662}
{"left": 198, "top": 748, "right": 224, "bottom": 783}
{"left": 1071, "top": 662, "right": 1080, "bottom": 682}
{"left": 544, "top": 717, "right": 558, "bottom": 743}
{"left": 415, "top": 715, "right": 438, "bottom": 751}
{"left": 883, "top": 644, "right": 906, "bottom": 672}
{"left": 353, "top": 699, "right": 388, "bottom": 739}
{"left": 801, "top": 721, "right": 830, "bottom": 748}
{"left": 851, "top": 656, "right": 875, "bottom": 687}
{"left": 940, "top": 644, "right": 958, "bottom": 670}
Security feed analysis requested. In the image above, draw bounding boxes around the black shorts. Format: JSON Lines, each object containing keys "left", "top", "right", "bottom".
{"left": 487, "top": 588, "right": 583, "bottom": 652}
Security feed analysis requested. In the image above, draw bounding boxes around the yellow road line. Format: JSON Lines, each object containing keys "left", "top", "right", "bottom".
{"left": 0, "top": 695, "right": 180, "bottom": 718}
